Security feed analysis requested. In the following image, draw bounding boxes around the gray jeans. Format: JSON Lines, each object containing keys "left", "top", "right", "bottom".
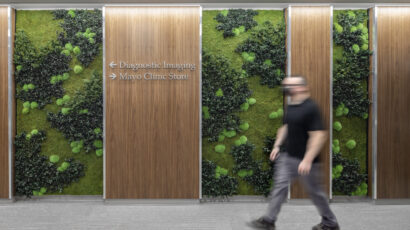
{"left": 263, "top": 153, "right": 338, "bottom": 227}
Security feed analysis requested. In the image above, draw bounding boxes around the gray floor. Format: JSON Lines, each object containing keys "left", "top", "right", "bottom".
{"left": 1, "top": 198, "right": 410, "bottom": 230}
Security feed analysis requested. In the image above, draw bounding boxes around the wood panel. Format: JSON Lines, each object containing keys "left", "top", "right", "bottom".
{"left": 105, "top": 6, "right": 200, "bottom": 199}
{"left": 377, "top": 7, "right": 410, "bottom": 199}
{"left": 290, "top": 6, "right": 331, "bottom": 198}
{"left": 0, "top": 6, "right": 8, "bottom": 199}
{"left": 0, "top": 6, "right": 12, "bottom": 199}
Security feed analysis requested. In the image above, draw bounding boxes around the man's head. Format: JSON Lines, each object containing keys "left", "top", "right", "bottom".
{"left": 281, "top": 76, "right": 309, "bottom": 96}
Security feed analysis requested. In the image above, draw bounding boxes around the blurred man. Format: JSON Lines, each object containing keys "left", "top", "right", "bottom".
{"left": 249, "top": 76, "right": 339, "bottom": 230}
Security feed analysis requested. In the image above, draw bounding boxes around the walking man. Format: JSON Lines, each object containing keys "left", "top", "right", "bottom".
{"left": 249, "top": 76, "right": 339, "bottom": 230}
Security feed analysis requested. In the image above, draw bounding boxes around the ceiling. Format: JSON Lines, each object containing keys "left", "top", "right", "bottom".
{"left": 1, "top": 0, "right": 409, "bottom": 9}
{"left": 0, "top": 0, "right": 409, "bottom": 3}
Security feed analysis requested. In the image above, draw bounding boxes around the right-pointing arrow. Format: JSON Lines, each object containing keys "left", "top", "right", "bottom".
{"left": 110, "top": 73, "right": 117, "bottom": 80}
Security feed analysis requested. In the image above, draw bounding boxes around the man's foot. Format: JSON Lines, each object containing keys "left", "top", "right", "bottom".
{"left": 312, "top": 223, "right": 340, "bottom": 230}
{"left": 247, "top": 217, "right": 276, "bottom": 230}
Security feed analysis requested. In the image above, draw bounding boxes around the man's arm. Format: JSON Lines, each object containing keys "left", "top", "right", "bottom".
{"left": 269, "top": 124, "right": 288, "bottom": 161}
{"left": 298, "top": 130, "right": 328, "bottom": 175}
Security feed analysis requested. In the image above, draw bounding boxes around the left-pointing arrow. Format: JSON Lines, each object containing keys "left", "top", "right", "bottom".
{"left": 110, "top": 73, "right": 117, "bottom": 80}
{"left": 109, "top": 61, "right": 117, "bottom": 68}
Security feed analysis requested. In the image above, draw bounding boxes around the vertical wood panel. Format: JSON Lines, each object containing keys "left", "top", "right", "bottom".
{"left": 0, "top": 6, "right": 11, "bottom": 199}
{"left": 290, "top": 6, "right": 331, "bottom": 198}
{"left": 377, "top": 7, "right": 410, "bottom": 199}
{"left": 105, "top": 7, "right": 200, "bottom": 199}
{"left": 0, "top": 6, "right": 9, "bottom": 199}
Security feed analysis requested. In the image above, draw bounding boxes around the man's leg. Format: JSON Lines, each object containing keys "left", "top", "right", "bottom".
{"left": 301, "top": 163, "right": 338, "bottom": 227}
{"left": 263, "top": 153, "right": 297, "bottom": 223}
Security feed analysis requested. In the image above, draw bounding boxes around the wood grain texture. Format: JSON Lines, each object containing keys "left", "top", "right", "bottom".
{"left": 290, "top": 6, "right": 331, "bottom": 198}
{"left": 0, "top": 6, "right": 9, "bottom": 199}
{"left": 105, "top": 6, "right": 200, "bottom": 199}
{"left": 0, "top": 6, "right": 10, "bottom": 199}
{"left": 367, "top": 7, "right": 374, "bottom": 198}
{"left": 377, "top": 7, "right": 410, "bottom": 199}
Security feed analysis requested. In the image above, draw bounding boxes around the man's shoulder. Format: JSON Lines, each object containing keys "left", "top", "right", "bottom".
{"left": 304, "top": 98, "right": 319, "bottom": 109}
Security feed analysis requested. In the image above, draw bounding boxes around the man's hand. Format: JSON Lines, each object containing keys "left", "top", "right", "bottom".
{"left": 299, "top": 130, "right": 327, "bottom": 175}
{"left": 298, "top": 160, "right": 312, "bottom": 175}
{"left": 269, "top": 146, "right": 280, "bottom": 161}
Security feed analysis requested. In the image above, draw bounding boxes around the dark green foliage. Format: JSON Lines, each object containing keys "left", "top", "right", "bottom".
{"left": 47, "top": 72, "right": 103, "bottom": 153}
{"left": 202, "top": 51, "right": 251, "bottom": 141}
{"left": 14, "top": 30, "right": 70, "bottom": 108}
{"left": 236, "top": 21, "right": 286, "bottom": 88}
{"left": 334, "top": 11, "right": 368, "bottom": 50}
{"left": 202, "top": 160, "right": 238, "bottom": 197}
{"left": 333, "top": 67, "right": 369, "bottom": 117}
{"left": 231, "top": 143, "right": 258, "bottom": 171}
{"left": 230, "top": 141, "right": 274, "bottom": 196}
{"left": 52, "top": 9, "right": 102, "bottom": 67}
{"left": 215, "top": 9, "right": 258, "bottom": 38}
{"left": 332, "top": 152, "right": 367, "bottom": 195}
{"left": 333, "top": 11, "right": 370, "bottom": 117}
{"left": 14, "top": 131, "right": 85, "bottom": 197}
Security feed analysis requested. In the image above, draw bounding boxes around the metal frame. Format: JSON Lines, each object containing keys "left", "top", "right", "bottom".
{"left": 329, "top": 5, "right": 333, "bottom": 200}
{"left": 199, "top": 6, "right": 203, "bottom": 200}
{"left": 7, "top": 2, "right": 410, "bottom": 202}
{"left": 102, "top": 6, "right": 106, "bottom": 200}
{"left": 371, "top": 6, "right": 378, "bottom": 200}
{"left": 285, "top": 6, "right": 291, "bottom": 200}
{"left": 7, "top": 5, "right": 13, "bottom": 200}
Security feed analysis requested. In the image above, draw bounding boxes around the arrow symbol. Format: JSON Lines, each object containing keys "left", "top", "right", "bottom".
{"left": 109, "top": 61, "right": 117, "bottom": 68}
{"left": 110, "top": 73, "right": 117, "bottom": 80}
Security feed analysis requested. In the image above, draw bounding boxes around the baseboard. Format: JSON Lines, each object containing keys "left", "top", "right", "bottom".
{"left": 104, "top": 199, "right": 200, "bottom": 205}
{"left": 14, "top": 195, "right": 103, "bottom": 202}
{"left": 0, "top": 198, "right": 15, "bottom": 204}
{"left": 330, "top": 196, "right": 372, "bottom": 203}
{"left": 200, "top": 195, "right": 270, "bottom": 203}
{"left": 375, "top": 199, "right": 410, "bottom": 205}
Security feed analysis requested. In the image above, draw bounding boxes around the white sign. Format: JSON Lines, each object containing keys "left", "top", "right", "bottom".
{"left": 108, "top": 61, "right": 195, "bottom": 81}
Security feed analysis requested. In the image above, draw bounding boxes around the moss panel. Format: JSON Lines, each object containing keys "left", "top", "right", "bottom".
{"left": 202, "top": 10, "right": 284, "bottom": 195}
{"left": 332, "top": 10, "right": 369, "bottom": 195}
{"left": 15, "top": 10, "right": 63, "bottom": 50}
{"left": 16, "top": 10, "right": 103, "bottom": 195}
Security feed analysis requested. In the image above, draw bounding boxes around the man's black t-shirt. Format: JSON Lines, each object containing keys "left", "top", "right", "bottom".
{"left": 283, "top": 98, "right": 324, "bottom": 163}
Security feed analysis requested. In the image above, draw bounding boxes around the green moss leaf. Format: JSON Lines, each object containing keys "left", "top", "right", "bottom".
{"left": 239, "top": 122, "right": 249, "bottom": 131}
{"left": 269, "top": 111, "right": 278, "bottom": 119}
{"left": 248, "top": 98, "right": 256, "bottom": 105}
{"left": 93, "top": 140, "right": 103, "bottom": 148}
{"left": 49, "top": 155, "right": 60, "bottom": 163}
{"left": 240, "top": 102, "right": 249, "bottom": 111}
{"left": 73, "top": 65, "right": 83, "bottom": 74}
{"left": 333, "top": 121, "right": 342, "bottom": 131}
{"left": 215, "top": 88, "right": 224, "bottom": 97}
{"left": 96, "top": 149, "right": 103, "bottom": 157}
{"left": 215, "top": 144, "right": 226, "bottom": 153}
{"left": 346, "top": 139, "right": 357, "bottom": 149}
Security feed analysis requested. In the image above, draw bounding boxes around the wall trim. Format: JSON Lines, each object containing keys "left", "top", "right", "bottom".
{"left": 286, "top": 6, "right": 291, "bottom": 200}
{"left": 329, "top": 5, "right": 333, "bottom": 199}
{"left": 199, "top": 6, "right": 203, "bottom": 200}
{"left": 7, "top": 5, "right": 13, "bottom": 200}
{"left": 102, "top": 6, "right": 106, "bottom": 200}
{"left": 371, "top": 6, "right": 378, "bottom": 200}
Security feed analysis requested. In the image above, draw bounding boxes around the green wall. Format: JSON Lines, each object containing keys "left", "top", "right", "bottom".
{"left": 14, "top": 10, "right": 103, "bottom": 196}
{"left": 332, "top": 10, "right": 370, "bottom": 196}
{"left": 202, "top": 10, "right": 285, "bottom": 196}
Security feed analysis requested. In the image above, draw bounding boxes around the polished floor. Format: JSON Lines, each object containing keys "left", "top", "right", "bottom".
{"left": 0, "top": 197, "right": 409, "bottom": 230}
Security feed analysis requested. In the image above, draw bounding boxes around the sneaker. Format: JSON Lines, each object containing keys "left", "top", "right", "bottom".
{"left": 247, "top": 217, "right": 276, "bottom": 230}
{"left": 312, "top": 223, "right": 340, "bottom": 230}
